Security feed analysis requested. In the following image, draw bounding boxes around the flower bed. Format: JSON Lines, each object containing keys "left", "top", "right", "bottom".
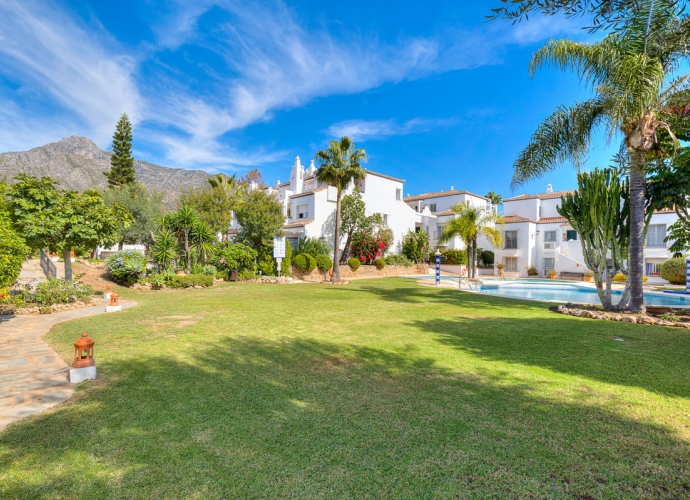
{"left": 293, "top": 263, "right": 428, "bottom": 281}
{"left": 0, "top": 279, "right": 97, "bottom": 315}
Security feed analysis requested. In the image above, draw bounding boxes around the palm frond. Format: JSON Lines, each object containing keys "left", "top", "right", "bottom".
{"left": 512, "top": 100, "right": 607, "bottom": 187}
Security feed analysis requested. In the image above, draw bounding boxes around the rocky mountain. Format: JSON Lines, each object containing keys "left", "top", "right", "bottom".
{"left": 0, "top": 136, "right": 211, "bottom": 205}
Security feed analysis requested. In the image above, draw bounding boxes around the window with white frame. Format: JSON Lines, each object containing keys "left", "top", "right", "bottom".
{"left": 543, "top": 257, "right": 555, "bottom": 270}
{"left": 646, "top": 224, "right": 667, "bottom": 247}
{"left": 504, "top": 230, "right": 518, "bottom": 249}
{"left": 645, "top": 262, "right": 662, "bottom": 276}
{"left": 504, "top": 257, "right": 518, "bottom": 272}
{"left": 297, "top": 204, "right": 308, "bottom": 219}
{"left": 436, "top": 224, "right": 445, "bottom": 239}
{"left": 544, "top": 231, "right": 557, "bottom": 242}
{"left": 396, "top": 188, "right": 402, "bottom": 201}
{"left": 428, "top": 203, "right": 437, "bottom": 212}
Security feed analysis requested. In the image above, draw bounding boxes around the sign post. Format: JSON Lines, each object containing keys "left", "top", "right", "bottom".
{"left": 273, "top": 236, "right": 286, "bottom": 278}
{"left": 686, "top": 258, "right": 690, "bottom": 294}
{"left": 435, "top": 249, "right": 441, "bottom": 286}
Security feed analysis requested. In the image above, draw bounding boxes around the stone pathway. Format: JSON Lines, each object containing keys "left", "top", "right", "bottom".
{"left": 0, "top": 298, "right": 135, "bottom": 431}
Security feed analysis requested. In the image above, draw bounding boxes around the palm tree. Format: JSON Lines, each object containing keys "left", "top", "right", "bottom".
{"left": 207, "top": 173, "right": 246, "bottom": 237}
{"left": 315, "top": 137, "right": 367, "bottom": 281}
{"left": 190, "top": 219, "right": 216, "bottom": 265}
{"left": 168, "top": 206, "right": 197, "bottom": 273}
{"left": 511, "top": 2, "right": 690, "bottom": 311}
{"left": 485, "top": 191, "right": 502, "bottom": 209}
{"left": 438, "top": 202, "right": 504, "bottom": 278}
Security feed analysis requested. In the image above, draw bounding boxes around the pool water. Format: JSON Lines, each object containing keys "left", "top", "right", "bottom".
{"left": 407, "top": 276, "right": 690, "bottom": 307}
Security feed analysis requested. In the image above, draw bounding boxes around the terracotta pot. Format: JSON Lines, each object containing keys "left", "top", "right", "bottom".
{"left": 549, "top": 274, "right": 556, "bottom": 280}
{"left": 585, "top": 276, "right": 592, "bottom": 282}
{"left": 498, "top": 269, "right": 504, "bottom": 277}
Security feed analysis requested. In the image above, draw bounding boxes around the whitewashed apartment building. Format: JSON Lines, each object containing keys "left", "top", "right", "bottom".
{"left": 490, "top": 184, "right": 678, "bottom": 283}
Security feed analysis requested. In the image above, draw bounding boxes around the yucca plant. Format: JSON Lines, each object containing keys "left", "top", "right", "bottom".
{"left": 151, "top": 228, "right": 179, "bottom": 271}
{"left": 511, "top": 1, "right": 690, "bottom": 311}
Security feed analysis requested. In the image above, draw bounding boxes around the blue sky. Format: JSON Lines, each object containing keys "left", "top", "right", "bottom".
{"left": 0, "top": 0, "right": 620, "bottom": 200}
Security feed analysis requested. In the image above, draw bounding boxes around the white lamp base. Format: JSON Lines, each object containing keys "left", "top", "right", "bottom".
{"left": 70, "top": 366, "right": 96, "bottom": 383}
{"left": 105, "top": 305, "right": 121, "bottom": 312}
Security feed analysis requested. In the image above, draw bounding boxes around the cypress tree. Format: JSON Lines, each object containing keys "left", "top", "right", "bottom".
{"left": 104, "top": 113, "right": 136, "bottom": 187}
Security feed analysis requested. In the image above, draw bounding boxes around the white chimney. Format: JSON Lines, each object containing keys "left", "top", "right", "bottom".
{"left": 277, "top": 179, "right": 281, "bottom": 186}
{"left": 546, "top": 183, "right": 553, "bottom": 194}
{"left": 450, "top": 186, "right": 454, "bottom": 190}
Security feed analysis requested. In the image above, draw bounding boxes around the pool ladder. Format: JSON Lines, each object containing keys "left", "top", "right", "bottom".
{"left": 458, "top": 277, "right": 485, "bottom": 291}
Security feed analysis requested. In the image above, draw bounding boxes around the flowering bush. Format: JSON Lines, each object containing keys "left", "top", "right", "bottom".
{"left": 34, "top": 279, "right": 94, "bottom": 305}
{"left": 106, "top": 250, "right": 147, "bottom": 284}
{"left": 440, "top": 249, "right": 467, "bottom": 265}
{"left": 350, "top": 231, "right": 386, "bottom": 265}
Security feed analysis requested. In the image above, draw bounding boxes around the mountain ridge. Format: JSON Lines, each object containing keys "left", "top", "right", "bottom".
{"left": 0, "top": 136, "right": 211, "bottom": 205}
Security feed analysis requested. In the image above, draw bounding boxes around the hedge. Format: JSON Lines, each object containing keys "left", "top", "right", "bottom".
{"left": 166, "top": 274, "right": 214, "bottom": 288}
{"left": 0, "top": 214, "right": 29, "bottom": 288}
{"left": 315, "top": 254, "right": 333, "bottom": 271}
{"left": 374, "top": 258, "right": 385, "bottom": 270}
{"left": 348, "top": 258, "right": 361, "bottom": 270}
{"left": 660, "top": 258, "right": 686, "bottom": 285}
{"left": 295, "top": 253, "right": 316, "bottom": 272}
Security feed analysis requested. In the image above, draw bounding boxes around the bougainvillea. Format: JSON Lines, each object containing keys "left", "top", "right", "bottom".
{"left": 350, "top": 231, "right": 386, "bottom": 265}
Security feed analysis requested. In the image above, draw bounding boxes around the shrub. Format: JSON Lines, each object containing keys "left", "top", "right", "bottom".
{"left": 548, "top": 269, "right": 558, "bottom": 277}
{"left": 584, "top": 269, "right": 594, "bottom": 277}
{"left": 237, "top": 269, "right": 256, "bottom": 281}
{"left": 402, "top": 230, "right": 430, "bottom": 263}
{"left": 296, "top": 237, "right": 328, "bottom": 258}
{"left": 351, "top": 231, "right": 387, "bottom": 264}
{"left": 201, "top": 264, "right": 217, "bottom": 276}
{"left": 374, "top": 258, "right": 385, "bottom": 270}
{"left": 214, "top": 243, "right": 257, "bottom": 273}
{"left": 385, "top": 254, "right": 413, "bottom": 267}
{"left": 348, "top": 257, "right": 361, "bottom": 271}
{"left": 106, "top": 250, "right": 147, "bottom": 284}
{"left": 440, "top": 249, "right": 467, "bottom": 265}
{"left": 304, "top": 254, "right": 316, "bottom": 272}
{"left": 660, "top": 258, "right": 686, "bottom": 285}
{"left": 294, "top": 253, "right": 308, "bottom": 271}
{"left": 496, "top": 263, "right": 505, "bottom": 270}
{"left": 0, "top": 213, "right": 29, "bottom": 288}
{"left": 612, "top": 272, "right": 648, "bottom": 283}
{"left": 315, "top": 254, "right": 333, "bottom": 271}
{"left": 34, "top": 279, "right": 94, "bottom": 305}
{"left": 258, "top": 255, "right": 276, "bottom": 276}
{"left": 166, "top": 274, "right": 213, "bottom": 289}
{"left": 0, "top": 287, "right": 11, "bottom": 303}
{"left": 527, "top": 266, "right": 538, "bottom": 276}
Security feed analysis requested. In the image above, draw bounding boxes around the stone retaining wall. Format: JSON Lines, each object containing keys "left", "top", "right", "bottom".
{"left": 292, "top": 264, "right": 428, "bottom": 281}
{"left": 0, "top": 298, "right": 99, "bottom": 315}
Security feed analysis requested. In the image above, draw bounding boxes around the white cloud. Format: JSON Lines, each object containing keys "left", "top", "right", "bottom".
{"left": 327, "top": 118, "right": 456, "bottom": 141}
{"left": 0, "top": 0, "right": 141, "bottom": 148}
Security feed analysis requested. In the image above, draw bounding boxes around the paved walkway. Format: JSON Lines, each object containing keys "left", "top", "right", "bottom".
{"left": 0, "top": 298, "right": 135, "bottom": 431}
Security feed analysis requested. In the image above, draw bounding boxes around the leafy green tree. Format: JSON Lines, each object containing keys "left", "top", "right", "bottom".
{"left": 105, "top": 113, "right": 136, "bottom": 187}
{"left": 558, "top": 168, "right": 641, "bottom": 310}
{"left": 339, "top": 188, "right": 367, "bottom": 262}
{"left": 0, "top": 183, "right": 29, "bottom": 287}
{"left": 438, "top": 202, "right": 503, "bottom": 279}
{"left": 315, "top": 136, "right": 367, "bottom": 281}
{"left": 509, "top": 2, "right": 690, "bottom": 311}
{"left": 402, "top": 230, "right": 430, "bottom": 264}
{"left": 181, "top": 174, "right": 245, "bottom": 237}
{"left": 234, "top": 190, "right": 285, "bottom": 257}
{"left": 102, "top": 183, "right": 164, "bottom": 249}
{"left": 9, "top": 175, "right": 133, "bottom": 280}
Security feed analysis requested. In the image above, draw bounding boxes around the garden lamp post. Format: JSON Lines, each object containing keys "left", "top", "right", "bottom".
{"left": 435, "top": 249, "right": 441, "bottom": 285}
{"left": 321, "top": 236, "right": 328, "bottom": 281}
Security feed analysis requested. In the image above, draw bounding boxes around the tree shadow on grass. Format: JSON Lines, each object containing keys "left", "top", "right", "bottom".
{"left": 0, "top": 336, "right": 688, "bottom": 498}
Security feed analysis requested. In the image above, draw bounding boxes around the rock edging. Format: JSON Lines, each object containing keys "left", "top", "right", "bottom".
{"left": 556, "top": 304, "right": 690, "bottom": 328}
{"left": 0, "top": 298, "right": 100, "bottom": 316}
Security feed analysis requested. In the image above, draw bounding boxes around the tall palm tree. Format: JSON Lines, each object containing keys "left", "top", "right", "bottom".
{"left": 315, "top": 137, "right": 367, "bottom": 281}
{"left": 168, "top": 206, "right": 197, "bottom": 273}
{"left": 207, "top": 173, "right": 246, "bottom": 236}
{"left": 485, "top": 191, "right": 503, "bottom": 208}
{"left": 438, "top": 202, "right": 504, "bottom": 279}
{"left": 511, "top": 1, "right": 690, "bottom": 311}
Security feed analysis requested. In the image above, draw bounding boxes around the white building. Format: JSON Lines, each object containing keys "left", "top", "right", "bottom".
{"left": 490, "top": 184, "right": 678, "bottom": 282}
{"left": 231, "top": 156, "right": 420, "bottom": 253}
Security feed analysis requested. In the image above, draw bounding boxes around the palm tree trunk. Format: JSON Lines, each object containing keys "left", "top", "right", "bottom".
{"left": 472, "top": 240, "right": 477, "bottom": 279}
{"left": 63, "top": 247, "right": 73, "bottom": 281}
{"left": 184, "top": 229, "right": 191, "bottom": 273}
{"left": 332, "top": 190, "right": 342, "bottom": 281}
{"left": 629, "top": 151, "right": 646, "bottom": 312}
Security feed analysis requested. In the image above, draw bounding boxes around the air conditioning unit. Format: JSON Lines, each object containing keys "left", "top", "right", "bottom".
{"left": 544, "top": 242, "right": 555, "bottom": 250}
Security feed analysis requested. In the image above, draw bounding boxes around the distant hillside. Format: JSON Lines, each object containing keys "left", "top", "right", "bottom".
{"left": 0, "top": 136, "right": 211, "bottom": 205}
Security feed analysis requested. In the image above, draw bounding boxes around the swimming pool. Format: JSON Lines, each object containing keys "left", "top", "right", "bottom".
{"left": 406, "top": 276, "right": 690, "bottom": 307}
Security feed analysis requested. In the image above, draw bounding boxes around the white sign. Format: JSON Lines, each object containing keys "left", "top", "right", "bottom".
{"left": 273, "top": 236, "right": 286, "bottom": 258}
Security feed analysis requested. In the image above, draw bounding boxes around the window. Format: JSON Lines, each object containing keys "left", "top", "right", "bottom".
{"left": 396, "top": 188, "right": 402, "bottom": 201}
{"left": 565, "top": 230, "right": 578, "bottom": 241}
{"left": 287, "top": 203, "right": 291, "bottom": 218}
{"left": 504, "top": 231, "right": 518, "bottom": 249}
{"left": 646, "top": 224, "right": 667, "bottom": 247}
{"left": 287, "top": 237, "right": 299, "bottom": 249}
{"left": 504, "top": 257, "right": 518, "bottom": 272}
{"left": 436, "top": 224, "right": 445, "bottom": 239}
{"left": 543, "top": 257, "right": 555, "bottom": 270}
{"left": 429, "top": 204, "right": 437, "bottom": 212}
{"left": 646, "top": 262, "right": 661, "bottom": 276}
{"left": 544, "top": 231, "right": 557, "bottom": 242}
{"left": 297, "top": 204, "right": 308, "bottom": 219}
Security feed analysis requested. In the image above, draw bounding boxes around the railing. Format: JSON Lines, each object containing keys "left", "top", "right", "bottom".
{"left": 39, "top": 249, "right": 57, "bottom": 279}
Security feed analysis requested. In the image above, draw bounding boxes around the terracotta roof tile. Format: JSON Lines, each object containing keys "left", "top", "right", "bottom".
{"left": 283, "top": 220, "right": 314, "bottom": 228}
{"left": 404, "top": 189, "right": 488, "bottom": 202}
{"left": 504, "top": 190, "right": 575, "bottom": 202}
{"left": 289, "top": 187, "right": 328, "bottom": 199}
{"left": 537, "top": 216, "right": 569, "bottom": 224}
{"left": 435, "top": 209, "right": 457, "bottom": 216}
{"left": 503, "top": 215, "right": 534, "bottom": 223}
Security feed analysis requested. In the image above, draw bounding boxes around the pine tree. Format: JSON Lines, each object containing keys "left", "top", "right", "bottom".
{"left": 104, "top": 113, "right": 136, "bottom": 187}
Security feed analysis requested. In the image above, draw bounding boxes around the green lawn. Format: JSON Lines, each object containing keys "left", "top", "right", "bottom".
{"left": 1, "top": 279, "right": 689, "bottom": 498}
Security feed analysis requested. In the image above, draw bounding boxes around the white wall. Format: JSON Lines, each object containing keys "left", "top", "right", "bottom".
{"left": 503, "top": 198, "right": 538, "bottom": 221}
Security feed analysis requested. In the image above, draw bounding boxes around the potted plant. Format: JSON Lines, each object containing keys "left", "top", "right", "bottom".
{"left": 496, "top": 262, "right": 505, "bottom": 277}
{"left": 583, "top": 269, "right": 594, "bottom": 282}
{"left": 527, "top": 266, "right": 538, "bottom": 277}
{"left": 548, "top": 269, "right": 558, "bottom": 280}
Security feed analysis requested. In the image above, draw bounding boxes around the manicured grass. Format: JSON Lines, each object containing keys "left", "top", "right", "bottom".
{"left": 1, "top": 278, "right": 689, "bottom": 498}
